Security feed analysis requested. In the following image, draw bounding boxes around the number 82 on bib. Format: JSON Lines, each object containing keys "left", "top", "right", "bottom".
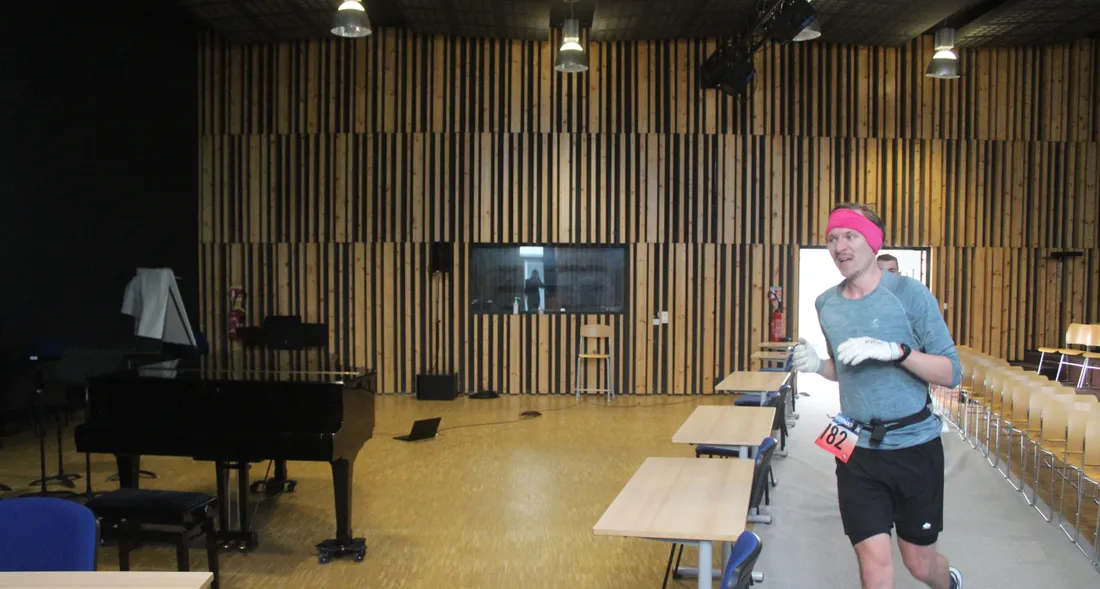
{"left": 816, "top": 414, "right": 861, "bottom": 463}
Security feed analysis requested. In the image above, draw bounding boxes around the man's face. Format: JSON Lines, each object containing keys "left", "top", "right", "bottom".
{"left": 878, "top": 259, "right": 899, "bottom": 274}
{"left": 827, "top": 225, "right": 877, "bottom": 279}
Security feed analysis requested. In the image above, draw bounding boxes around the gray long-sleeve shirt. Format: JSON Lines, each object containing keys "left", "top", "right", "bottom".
{"left": 815, "top": 271, "right": 963, "bottom": 450}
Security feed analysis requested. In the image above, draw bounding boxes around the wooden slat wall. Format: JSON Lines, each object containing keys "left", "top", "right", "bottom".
{"left": 199, "top": 31, "right": 1100, "bottom": 393}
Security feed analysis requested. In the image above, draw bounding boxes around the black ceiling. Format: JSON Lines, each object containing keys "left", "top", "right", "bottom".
{"left": 134, "top": 0, "right": 1100, "bottom": 46}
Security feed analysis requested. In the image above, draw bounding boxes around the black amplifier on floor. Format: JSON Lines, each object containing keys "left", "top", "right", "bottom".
{"left": 415, "top": 373, "right": 458, "bottom": 401}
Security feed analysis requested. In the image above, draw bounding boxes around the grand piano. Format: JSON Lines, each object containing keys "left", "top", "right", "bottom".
{"left": 74, "top": 353, "right": 375, "bottom": 563}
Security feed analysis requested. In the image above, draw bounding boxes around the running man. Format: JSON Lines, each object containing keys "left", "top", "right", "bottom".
{"left": 792, "top": 203, "right": 964, "bottom": 589}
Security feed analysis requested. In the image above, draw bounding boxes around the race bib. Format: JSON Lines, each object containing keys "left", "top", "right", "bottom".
{"left": 816, "top": 414, "right": 861, "bottom": 463}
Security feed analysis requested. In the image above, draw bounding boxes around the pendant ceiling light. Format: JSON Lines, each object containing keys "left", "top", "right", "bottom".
{"left": 925, "top": 27, "right": 959, "bottom": 79}
{"left": 332, "top": 0, "right": 371, "bottom": 38}
{"left": 554, "top": 1, "right": 587, "bottom": 73}
{"left": 792, "top": 19, "right": 821, "bottom": 42}
{"left": 791, "top": 0, "right": 820, "bottom": 42}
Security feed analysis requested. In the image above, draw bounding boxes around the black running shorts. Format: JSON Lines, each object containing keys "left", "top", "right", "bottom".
{"left": 835, "top": 436, "right": 945, "bottom": 546}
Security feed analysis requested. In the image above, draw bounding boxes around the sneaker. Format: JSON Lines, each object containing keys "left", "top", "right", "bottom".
{"left": 949, "top": 566, "right": 963, "bottom": 589}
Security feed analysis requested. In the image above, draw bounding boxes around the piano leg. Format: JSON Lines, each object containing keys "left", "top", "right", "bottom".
{"left": 215, "top": 462, "right": 230, "bottom": 529}
{"left": 106, "top": 456, "right": 157, "bottom": 483}
{"left": 215, "top": 460, "right": 258, "bottom": 552}
{"left": 249, "top": 459, "right": 297, "bottom": 496}
{"left": 315, "top": 458, "right": 366, "bottom": 564}
{"left": 116, "top": 455, "right": 140, "bottom": 489}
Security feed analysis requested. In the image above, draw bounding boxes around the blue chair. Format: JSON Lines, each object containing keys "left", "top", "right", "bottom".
{"left": 720, "top": 530, "right": 764, "bottom": 589}
{"left": 729, "top": 387, "right": 790, "bottom": 455}
{"left": 0, "top": 497, "right": 98, "bottom": 571}
{"left": 697, "top": 437, "right": 779, "bottom": 523}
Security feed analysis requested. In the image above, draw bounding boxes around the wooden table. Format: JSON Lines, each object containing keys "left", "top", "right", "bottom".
{"left": 714, "top": 371, "right": 790, "bottom": 406}
{"left": 751, "top": 350, "right": 789, "bottom": 367}
{"left": 672, "top": 406, "right": 776, "bottom": 458}
{"left": 594, "top": 457, "right": 755, "bottom": 589}
{"left": 0, "top": 572, "right": 212, "bottom": 589}
{"left": 758, "top": 341, "right": 796, "bottom": 351}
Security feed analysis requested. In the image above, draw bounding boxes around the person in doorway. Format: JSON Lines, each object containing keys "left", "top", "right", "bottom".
{"left": 792, "top": 202, "right": 964, "bottom": 589}
{"left": 524, "top": 270, "right": 543, "bottom": 313}
{"left": 877, "top": 253, "right": 899, "bottom": 274}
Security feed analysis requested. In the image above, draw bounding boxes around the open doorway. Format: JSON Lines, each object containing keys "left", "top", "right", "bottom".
{"left": 797, "top": 248, "right": 930, "bottom": 358}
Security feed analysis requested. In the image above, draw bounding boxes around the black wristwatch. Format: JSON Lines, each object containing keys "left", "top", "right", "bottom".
{"left": 897, "top": 343, "right": 912, "bottom": 363}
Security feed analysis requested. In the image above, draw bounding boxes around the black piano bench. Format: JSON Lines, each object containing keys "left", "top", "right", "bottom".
{"left": 86, "top": 489, "right": 220, "bottom": 589}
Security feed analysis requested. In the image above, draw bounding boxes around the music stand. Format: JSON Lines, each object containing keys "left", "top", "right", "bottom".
{"left": 22, "top": 354, "right": 79, "bottom": 499}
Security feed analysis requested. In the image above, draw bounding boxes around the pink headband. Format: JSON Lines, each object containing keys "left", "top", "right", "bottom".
{"left": 826, "top": 209, "right": 884, "bottom": 253}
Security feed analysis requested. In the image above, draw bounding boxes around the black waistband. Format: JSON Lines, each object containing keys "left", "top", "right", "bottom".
{"left": 855, "top": 394, "right": 935, "bottom": 445}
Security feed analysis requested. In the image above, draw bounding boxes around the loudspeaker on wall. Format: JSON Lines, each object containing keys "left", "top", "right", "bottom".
{"left": 430, "top": 242, "right": 453, "bottom": 273}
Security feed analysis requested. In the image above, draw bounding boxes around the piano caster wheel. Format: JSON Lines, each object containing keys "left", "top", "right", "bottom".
{"left": 315, "top": 538, "right": 367, "bottom": 565}
{"left": 250, "top": 478, "right": 298, "bottom": 496}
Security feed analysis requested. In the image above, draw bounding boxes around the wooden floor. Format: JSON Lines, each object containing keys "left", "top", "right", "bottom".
{"left": 0, "top": 394, "right": 734, "bottom": 589}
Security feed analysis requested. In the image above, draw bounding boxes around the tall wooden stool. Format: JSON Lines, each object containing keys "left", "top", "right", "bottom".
{"left": 574, "top": 324, "right": 613, "bottom": 401}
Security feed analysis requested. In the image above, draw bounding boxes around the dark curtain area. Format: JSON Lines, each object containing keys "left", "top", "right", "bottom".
{"left": 0, "top": 2, "right": 199, "bottom": 351}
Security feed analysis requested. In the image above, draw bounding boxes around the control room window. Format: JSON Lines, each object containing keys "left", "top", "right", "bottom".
{"left": 470, "top": 245, "right": 626, "bottom": 314}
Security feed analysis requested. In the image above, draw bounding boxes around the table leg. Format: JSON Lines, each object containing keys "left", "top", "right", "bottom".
{"left": 698, "top": 540, "right": 713, "bottom": 589}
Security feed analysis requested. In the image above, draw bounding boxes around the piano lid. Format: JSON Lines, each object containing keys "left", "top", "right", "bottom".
{"left": 105, "top": 352, "right": 366, "bottom": 384}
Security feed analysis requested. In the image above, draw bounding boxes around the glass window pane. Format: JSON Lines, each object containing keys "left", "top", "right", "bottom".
{"left": 470, "top": 245, "right": 626, "bottom": 314}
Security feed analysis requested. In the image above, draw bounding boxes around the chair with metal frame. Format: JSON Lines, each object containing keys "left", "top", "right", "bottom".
{"left": 1075, "top": 324, "right": 1100, "bottom": 389}
{"left": 1024, "top": 397, "right": 1071, "bottom": 519}
{"left": 1037, "top": 323, "right": 1086, "bottom": 378}
{"left": 994, "top": 383, "right": 1037, "bottom": 490}
{"left": 962, "top": 361, "right": 995, "bottom": 448}
{"left": 966, "top": 362, "right": 996, "bottom": 452}
{"left": 1056, "top": 408, "right": 1100, "bottom": 541}
{"left": 986, "top": 374, "right": 1032, "bottom": 470}
{"left": 1065, "top": 420, "right": 1100, "bottom": 566}
{"left": 986, "top": 371, "right": 1054, "bottom": 457}
{"left": 975, "top": 365, "right": 1026, "bottom": 451}
{"left": 1015, "top": 386, "right": 1076, "bottom": 493}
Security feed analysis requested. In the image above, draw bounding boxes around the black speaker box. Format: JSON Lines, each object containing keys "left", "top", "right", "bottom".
{"left": 416, "top": 373, "right": 458, "bottom": 401}
{"left": 699, "top": 49, "right": 755, "bottom": 97}
{"left": 430, "top": 242, "right": 453, "bottom": 273}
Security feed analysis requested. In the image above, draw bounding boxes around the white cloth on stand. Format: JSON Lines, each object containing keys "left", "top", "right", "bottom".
{"left": 121, "top": 268, "right": 196, "bottom": 346}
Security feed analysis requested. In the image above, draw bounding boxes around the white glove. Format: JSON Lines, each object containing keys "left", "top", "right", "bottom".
{"left": 791, "top": 338, "right": 823, "bottom": 374}
{"left": 835, "top": 337, "right": 902, "bottom": 366}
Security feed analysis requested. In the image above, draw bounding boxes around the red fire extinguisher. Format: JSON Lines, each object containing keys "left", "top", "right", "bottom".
{"left": 768, "top": 286, "right": 784, "bottom": 342}
{"left": 228, "top": 287, "right": 247, "bottom": 341}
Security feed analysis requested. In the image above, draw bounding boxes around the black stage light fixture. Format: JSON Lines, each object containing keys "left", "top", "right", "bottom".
{"left": 716, "top": 56, "right": 756, "bottom": 97}
{"left": 765, "top": 0, "right": 816, "bottom": 43}
{"left": 699, "top": 42, "right": 756, "bottom": 97}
